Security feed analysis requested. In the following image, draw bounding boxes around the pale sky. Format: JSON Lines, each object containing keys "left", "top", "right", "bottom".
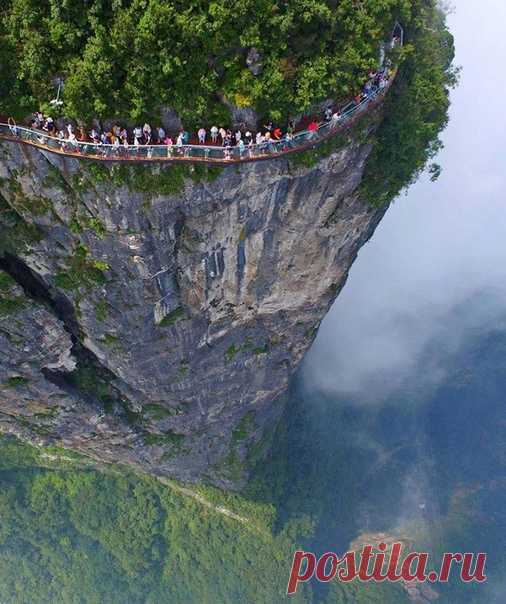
{"left": 303, "top": 0, "right": 506, "bottom": 400}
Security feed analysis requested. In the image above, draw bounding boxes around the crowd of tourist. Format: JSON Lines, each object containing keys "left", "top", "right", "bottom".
{"left": 20, "top": 67, "right": 392, "bottom": 160}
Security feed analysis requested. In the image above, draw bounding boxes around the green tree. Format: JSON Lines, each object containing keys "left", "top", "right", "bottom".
{"left": 0, "top": 0, "right": 421, "bottom": 127}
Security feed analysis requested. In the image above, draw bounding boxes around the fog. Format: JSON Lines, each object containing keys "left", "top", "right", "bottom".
{"left": 303, "top": 0, "right": 506, "bottom": 401}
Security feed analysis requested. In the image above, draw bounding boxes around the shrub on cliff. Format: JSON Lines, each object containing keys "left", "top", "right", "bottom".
{"left": 361, "top": 2, "right": 458, "bottom": 205}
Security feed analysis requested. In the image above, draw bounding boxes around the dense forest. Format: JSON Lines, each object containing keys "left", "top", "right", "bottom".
{"left": 0, "top": 437, "right": 407, "bottom": 603}
{"left": 1, "top": 0, "right": 440, "bottom": 126}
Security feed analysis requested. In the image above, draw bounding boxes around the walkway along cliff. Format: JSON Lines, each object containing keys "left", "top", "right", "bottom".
{"left": 0, "top": 68, "right": 394, "bottom": 165}
{"left": 0, "top": 45, "right": 402, "bottom": 488}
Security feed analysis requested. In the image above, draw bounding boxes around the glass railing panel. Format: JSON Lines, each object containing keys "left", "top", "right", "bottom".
{"left": 0, "top": 33, "right": 400, "bottom": 165}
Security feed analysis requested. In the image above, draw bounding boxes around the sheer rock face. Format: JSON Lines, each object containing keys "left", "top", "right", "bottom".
{"left": 0, "top": 134, "right": 386, "bottom": 489}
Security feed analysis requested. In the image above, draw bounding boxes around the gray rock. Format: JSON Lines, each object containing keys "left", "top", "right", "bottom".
{"left": 246, "top": 47, "right": 263, "bottom": 76}
{"left": 222, "top": 99, "right": 259, "bottom": 130}
{"left": 0, "top": 114, "right": 387, "bottom": 490}
{"left": 160, "top": 107, "right": 183, "bottom": 132}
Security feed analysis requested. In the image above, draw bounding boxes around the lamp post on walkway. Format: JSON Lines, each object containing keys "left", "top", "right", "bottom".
{"left": 50, "top": 77, "right": 64, "bottom": 109}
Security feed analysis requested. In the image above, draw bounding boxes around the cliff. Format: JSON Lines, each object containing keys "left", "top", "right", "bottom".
{"left": 0, "top": 123, "right": 386, "bottom": 489}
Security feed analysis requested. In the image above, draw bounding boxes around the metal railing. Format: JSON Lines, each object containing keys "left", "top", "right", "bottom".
{"left": 0, "top": 82, "right": 392, "bottom": 165}
{"left": 0, "top": 30, "right": 402, "bottom": 165}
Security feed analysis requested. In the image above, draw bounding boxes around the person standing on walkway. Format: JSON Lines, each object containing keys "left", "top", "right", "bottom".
{"left": 223, "top": 133, "right": 232, "bottom": 159}
{"left": 176, "top": 131, "right": 184, "bottom": 153}
{"left": 264, "top": 131, "right": 274, "bottom": 153}
{"left": 133, "top": 125, "right": 142, "bottom": 142}
{"left": 164, "top": 135, "right": 173, "bottom": 157}
{"left": 134, "top": 133, "right": 141, "bottom": 154}
{"left": 308, "top": 120, "right": 319, "bottom": 138}
{"left": 198, "top": 127, "right": 207, "bottom": 144}
{"left": 331, "top": 111, "right": 342, "bottom": 127}
{"left": 143, "top": 123, "right": 152, "bottom": 143}
{"left": 210, "top": 125, "right": 219, "bottom": 143}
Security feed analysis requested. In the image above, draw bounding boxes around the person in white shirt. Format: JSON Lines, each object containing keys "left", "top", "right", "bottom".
{"left": 198, "top": 127, "right": 206, "bottom": 144}
{"left": 210, "top": 125, "right": 219, "bottom": 143}
{"left": 165, "top": 136, "right": 173, "bottom": 157}
{"left": 331, "top": 111, "right": 342, "bottom": 126}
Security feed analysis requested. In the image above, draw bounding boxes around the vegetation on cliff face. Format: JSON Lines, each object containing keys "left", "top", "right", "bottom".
{"left": 2, "top": 0, "right": 413, "bottom": 126}
{"left": 361, "top": 2, "right": 458, "bottom": 205}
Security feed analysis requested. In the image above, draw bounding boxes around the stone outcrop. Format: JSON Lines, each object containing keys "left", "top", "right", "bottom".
{"left": 246, "top": 47, "right": 263, "bottom": 76}
{"left": 0, "top": 122, "right": 387, "bottom": 489}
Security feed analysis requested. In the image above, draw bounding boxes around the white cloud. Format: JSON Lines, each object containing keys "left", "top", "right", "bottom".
{"left": 303, "top": 0, "right": 506, "bottom": 402}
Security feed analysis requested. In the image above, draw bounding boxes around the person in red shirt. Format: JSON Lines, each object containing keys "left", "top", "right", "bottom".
{"left": 308, "top": 120, "right": 319, "bottom": 138}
